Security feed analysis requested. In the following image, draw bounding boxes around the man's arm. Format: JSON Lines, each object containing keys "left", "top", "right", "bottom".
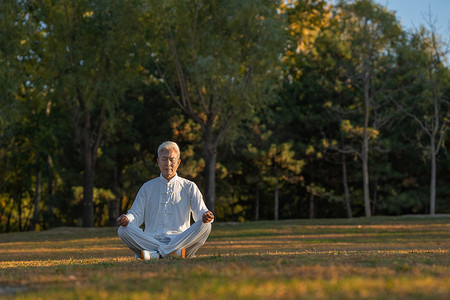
{"left": 117, "top": 182, "right": 149, "bottom": 227}
{"left": 189, "top": 182, "right": 214, "bottom": 223}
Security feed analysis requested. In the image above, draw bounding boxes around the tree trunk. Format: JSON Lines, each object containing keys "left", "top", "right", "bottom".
{"left": 30, "top": 165, "right": 42, "bottom": 231}
{"left": 202, "top": 130, "right": 217, "bottom": 213}
{"left": 0, "top": 196, "right": 5, "bottom": 220}
{"left": 341, "top": 154, "right": 352, "bottom": 219}
{"left": 274, "top": 179, "right": 279, "bottom": 220}
{"left": 78, "top": 97, "right": 104, "bottom": 227}
{"left": 430, "top": 135, "right": 436, "bottom": 215}
{"left": 309, "top": 192, "right": 315, "bottom": 219}
{"left": 362, "top": 78, "right": 372, "bottom": 217}
{"left": 82, "top": 135, "right": 94, "bottom": 227}
{"left": 72, "top": 80, "right": 104, "bottom": 228}
{"left": 6, "top": 207, "right": 12, "bottom": 233}
{"left": 362, "top": 140, "right": 371, "bottom": 216}
{"left": 372, "top": 175, "right": 378, "bottom": 216}
{"left": 255, "top": 186, "right": 260, "bottom": 221}
{"left": 18, "top": 195, "right": 22, "bottom": 232}
{"left": 109, "top": 162, "right": 120, "bottom": 226}
{"left": 96, "top": 202, "right": 103, "bottom": 227}
{"left": 429, "top": 76, "right": 439, "bottom": 215}
{"left": 46, "top": 155, "right": 55, "bottom": 229}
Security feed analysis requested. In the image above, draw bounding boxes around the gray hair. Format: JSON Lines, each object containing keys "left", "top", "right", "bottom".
{"left": 157, "top": 141, "right": 180, "bottom": 158}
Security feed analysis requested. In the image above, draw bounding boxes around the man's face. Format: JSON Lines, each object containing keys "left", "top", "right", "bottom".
{"left": 157, "top": 148, "right": 181, "bottom": 181}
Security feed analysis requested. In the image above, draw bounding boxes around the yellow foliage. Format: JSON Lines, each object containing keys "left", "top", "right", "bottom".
{"left": 82, "top": 11, "right": 94, "bottom": 18}
{"left": 287, "top": 5, "right": 333, "bottom": 55}
{"left": 216, "top": 163, "right": 228, "bottom": 180}
{"left": 306, "top": 183, "right": 328, "bottom": 196}
{"left": 170, "top": 115, "right": 201, "bottom": 142}
{"left": 198, "top": 112, "right": 207, "bottom": 123}
{"left": 305, "top": 145, "right": 315, "bottom": 155}
{"left": 323, "top": 101, "right": 332, "bottom": 108}
{"left": 72, "top": 186, "right": 115, "bottom": 205}
{"left": 96, "top": 147, "right": 103, "bottom": 158}
{"left": 341, "top": 120, "right": 379, "bottom": 139}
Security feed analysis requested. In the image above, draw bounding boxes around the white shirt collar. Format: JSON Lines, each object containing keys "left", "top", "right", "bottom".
{"left": 159, "top": 173, "right": 178, "bottom": 184}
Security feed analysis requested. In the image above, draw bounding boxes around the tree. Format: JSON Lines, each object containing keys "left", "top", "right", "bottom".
{"left": 0, "top": 0, "right": 27, "bottom": 123}
{"left": 332, "top": 0, "right": 402, "bottom": 216}
{"left": 247, "top": 141, "right": 304, "bottom": 220}
{"left": 393, "top": 20, "right": 450, "bottom": 215}
{"left": 0, "top": 0, "right": 50, "bottom": 231}
{"left": 144, "top": 0, "right": 286, "bottom": 212}
{"left": 97, "top": 78, "right": 176, "bottom": 225}
{"left": 281, "top": 0, "right": 358, "bottom": 218}
{"left": 37, "top": 0, "right": 143, "bottom": 226}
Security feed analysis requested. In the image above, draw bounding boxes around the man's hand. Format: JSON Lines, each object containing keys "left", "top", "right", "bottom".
{"left": 202, "top": 211, "right": 214, "bottom": 223}
{"left": 117, "top": 214, "right": 129, "bottom": 227}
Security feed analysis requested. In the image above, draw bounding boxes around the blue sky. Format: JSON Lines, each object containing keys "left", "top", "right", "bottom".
{"left": 374, "top": 0, "right": 450, "bottom": 40}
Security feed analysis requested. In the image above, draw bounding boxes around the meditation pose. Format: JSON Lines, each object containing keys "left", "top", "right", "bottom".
{"left": 117, "top": 141, "right": 214, "bottom": 259}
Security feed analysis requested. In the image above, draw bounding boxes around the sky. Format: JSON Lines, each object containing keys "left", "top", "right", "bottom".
{"left": 373, "top": 0, "right": 450, "bottom": 40}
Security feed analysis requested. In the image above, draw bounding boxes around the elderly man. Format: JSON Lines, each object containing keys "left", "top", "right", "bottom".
{"left": 117, "top": 141, "right": 214, "bottom": 259}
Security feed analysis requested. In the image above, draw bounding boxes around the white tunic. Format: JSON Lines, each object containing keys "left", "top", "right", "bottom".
{"left": 125, "top": 174, "right": 209, "bottom": 239}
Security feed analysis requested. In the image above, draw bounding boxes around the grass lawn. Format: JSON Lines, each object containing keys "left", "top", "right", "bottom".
{"left": 0, "top": 216, "right": 449, "bottom": 299}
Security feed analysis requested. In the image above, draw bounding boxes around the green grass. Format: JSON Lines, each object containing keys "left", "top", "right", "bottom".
{"left": 1, "top": 216, "right": 449, "bottom": 299}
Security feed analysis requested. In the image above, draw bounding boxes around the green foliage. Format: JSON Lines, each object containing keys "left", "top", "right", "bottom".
{"left": 144, "top": 0, "right": 286, "bottom": 128}
{"left": 139, "top": 0, "right": 288, "bottom": 212}
{"left": 0, "top": 0, "right": 29, "bottom": 126}
{"left": 1, "top": 0, "right": 450, "bottom": 232}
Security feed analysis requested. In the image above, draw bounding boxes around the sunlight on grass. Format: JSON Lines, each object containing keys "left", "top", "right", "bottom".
{"left": 0, "top": 217, "right": 449, "bottom": 299}
{"left": 0, "top": 257, "right": 132, "bottom": 269}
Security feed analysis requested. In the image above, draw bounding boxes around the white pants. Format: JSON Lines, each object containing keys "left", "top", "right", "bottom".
{"left": 118, "top": 220, "right": 212, "bottom": 258}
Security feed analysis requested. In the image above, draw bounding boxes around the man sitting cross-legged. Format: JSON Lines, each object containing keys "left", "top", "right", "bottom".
{"left": 117, "top": 141, "right": 214, "bottom": 259}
